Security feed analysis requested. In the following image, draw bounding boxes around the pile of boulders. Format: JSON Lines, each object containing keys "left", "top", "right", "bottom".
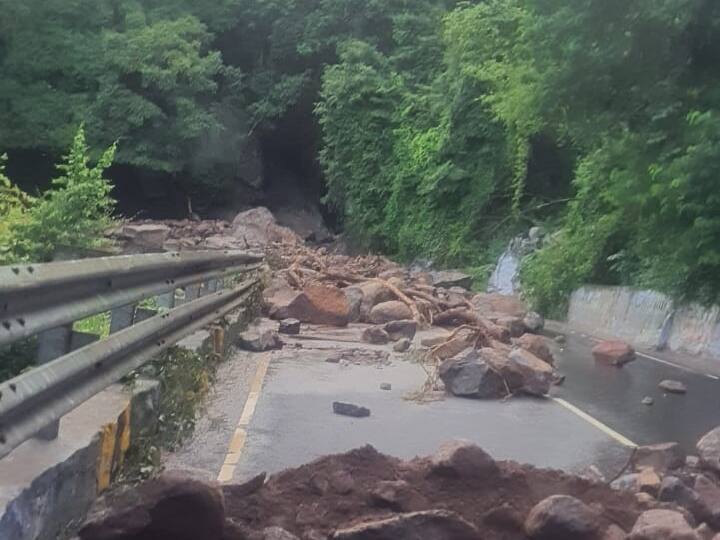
{"left": 76, "top": 437, "right": 720, "bottom": 540}
{"left": 261, "top": 239, "right": 559, "bottom": 400}
{"left": 111, "top": 208, "right": 560, "bottom": 401}
{"left": 108, "top": 207, "right": 303, "bottom": 253}
{"left": 600, "top": 425, "right": 720, "bottom": 539}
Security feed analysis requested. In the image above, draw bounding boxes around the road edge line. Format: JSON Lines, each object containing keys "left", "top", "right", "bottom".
{"left": 217, "top": 352, "right": 272, "bottom": 483}
{"left": 552, "top": 397, "right": 637, "bottom": 448}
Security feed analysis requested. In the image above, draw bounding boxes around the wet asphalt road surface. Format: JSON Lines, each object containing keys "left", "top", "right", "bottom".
{"left": 233, "top": 326, "right": 632, "bottom": 481}
{"left": 550, "top": 329, "right": 720, "bottom": 452}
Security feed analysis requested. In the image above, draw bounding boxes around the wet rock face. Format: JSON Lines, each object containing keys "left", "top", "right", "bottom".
{"left": 487, "top": 229, "right": 545, "bottom": 295}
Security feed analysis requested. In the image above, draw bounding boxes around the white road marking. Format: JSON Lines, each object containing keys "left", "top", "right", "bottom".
{"left": 552, "top": 397, "right": 637, "bottom": 448}
{"left": 636, "top": 351, "right": 720, "bottom": 380}
{"left": 587, "top": 336, "right": 720, "bottom": 380}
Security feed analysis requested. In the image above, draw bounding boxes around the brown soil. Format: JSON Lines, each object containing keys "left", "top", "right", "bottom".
{"left": 222, "top": 445, "right": 643, "bottom": 539}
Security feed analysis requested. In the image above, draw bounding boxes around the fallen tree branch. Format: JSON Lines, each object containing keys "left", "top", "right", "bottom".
{"left": 370, "top": 278, "right": 425, "bottom": 324}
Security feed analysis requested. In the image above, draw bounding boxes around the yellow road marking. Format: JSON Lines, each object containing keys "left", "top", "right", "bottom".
{"left": 217, "top": 353, "right": 272, "bottom": 483}
{"left": 552, "top": 397, "right": 637, "bottom": 448}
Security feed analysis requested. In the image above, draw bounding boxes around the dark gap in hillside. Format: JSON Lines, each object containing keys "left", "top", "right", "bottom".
{"left": 257, "top": 84, "right": 339, "bottom": 235}
{"left": 524, "top": 134, "right": 574, "bottom": 218}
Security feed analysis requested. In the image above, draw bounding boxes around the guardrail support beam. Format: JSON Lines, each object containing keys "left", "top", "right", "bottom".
{"left": 110, "top": 304, "right": 136, "bottom": 334}
{"left": 34, "top": 326, "right": 72, "bottom": 439}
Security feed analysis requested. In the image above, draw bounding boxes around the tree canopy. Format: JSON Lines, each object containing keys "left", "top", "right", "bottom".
{"left": 2, "top": 0, "right": 720, "bottom": 311}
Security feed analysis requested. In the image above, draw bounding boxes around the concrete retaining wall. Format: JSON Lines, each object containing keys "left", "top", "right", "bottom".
{"left": 567, "top": 285, "right": 720, "bottom": 360}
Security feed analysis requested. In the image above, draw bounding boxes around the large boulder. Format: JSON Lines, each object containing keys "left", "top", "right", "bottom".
{"left": 120, "top": 223, "right": 171, "bottom": 252}
{"left": 659, "top": 476, "right": 705, "bottom": 524}
{"left": 79, "top": 471, "right": 225, "bottom": 540}
{"left": 429, "top": 440, "right": 499, "bottom": 479}
{"left": 203, "top": 235, "right": 243, "bottom": 250}
{"left": 628, "top": 509, "right": 698, "bottom": 539}
{"left": 430, "top": 328, "right": 478, "bottom": 361}
{"left": 592, "top": 341, "right": 636, "bottom": 367}
{"left": 497, "top": 348, "right": 554, "bottom": 396}
{"left": 438, "top": 348, "right": 507, "bottom": 399}
{"left": 496, "top": 316, "right": 527, "bottom": 338}
{"left": 231, "top": 207, "right": 299, "bottom": 246}
{"left": 343, "top": 287, "right": 364, "bottom": 323}
{"left": 524, "top": 495, "right": 601, "bottom": 540}
{"left": 362, "top": 326, "right": 391, "bottom": 345}
{"left": 471, "top": 293, "right": 527, "bottom": 318}
{"left": 694, "top": 475, "right": 720, "bottom": 528}
{"left": 697, "top": 426, "right": 720, "bottom": 474}
{"left": 270, "top": 285, "right": 350, "bottom": 326}
{"left": 429, "top": 271, "right": 473, "bottom": 289}
{"left": 384, "top": 320, "right": 417, "bottom": 341}
{"left": 346, "top": 282, "right": 395, "bottom": 322}
{"left": 633, "top": 443, "right": 685, "bottom": 473}
{"left": 238, "top": 327, "right": 283, "bottom": 352}
{"left": 332, "top": 510, "right": 481, "bottom": 540}
{"left": 523, "top": 311, "right": 545, "bottom": 333}
{"left": 369, "top": 301, "right": 413, "bottom": 324}
{"left": 515, "top": 334, "right": 554, "bottom": 365}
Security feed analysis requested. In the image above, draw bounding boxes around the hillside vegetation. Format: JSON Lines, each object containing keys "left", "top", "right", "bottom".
{"left": 1, "top": 0, "right": 719, "bottom": 313}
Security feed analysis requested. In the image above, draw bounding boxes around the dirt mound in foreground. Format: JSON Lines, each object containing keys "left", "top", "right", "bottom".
{"left": 221, "top": 445, "right": 642, "bottom": 539}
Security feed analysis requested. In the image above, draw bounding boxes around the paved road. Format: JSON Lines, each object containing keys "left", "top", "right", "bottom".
{"left": 177, "top": 323, "right": 632, "bottom": 482}
{"left": 233, "top": 340, "right": 631, "bottom": 481}
{"left": 550, "top": 327, "right": 720, "bottom": 453}
{"left": 169, "top": 321, "right": 720, "bottom": 484}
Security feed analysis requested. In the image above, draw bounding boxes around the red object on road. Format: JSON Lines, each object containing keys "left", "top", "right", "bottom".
{"left": 592, "top": 340, "right": 636, "bottom": 366}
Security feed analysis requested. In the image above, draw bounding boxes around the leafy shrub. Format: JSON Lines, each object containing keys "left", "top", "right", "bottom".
{"left": 1, "top": 125, "right": 117, "bottom": 263}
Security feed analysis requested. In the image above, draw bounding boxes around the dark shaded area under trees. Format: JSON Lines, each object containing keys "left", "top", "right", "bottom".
{"left": 1, "top": 0, "right": 720, "bottom": 313}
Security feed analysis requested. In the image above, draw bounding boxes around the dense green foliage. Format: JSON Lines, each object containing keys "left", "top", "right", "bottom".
{"left": 3, "top": 0, "right": 720, "bottom": 311}
{"left": 0, "top": 126, "right": 117, "bottom": 263}
{"left": 317, "top": 0, "right": 720, "bottom": 310}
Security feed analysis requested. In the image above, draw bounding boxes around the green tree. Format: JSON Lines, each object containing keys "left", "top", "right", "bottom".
{"left": 8, "top": 126, "right": 117, "bottom": 262}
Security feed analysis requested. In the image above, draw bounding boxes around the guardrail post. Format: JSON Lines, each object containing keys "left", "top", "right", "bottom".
{"left": 34, "top": 326, "right": 72, "bottom": 439}
{"left": 157, "top": 291, "right": 176, "bottom": 310}
{"left": 110, "top": 304, "right": 136, "bottom": 334}
{"left": 207, "top": 279, "right": 219, "bottom": 293}
{"left": 70, "top": 331, "right": 100, "bottom": 350}
{"left": 134, "top": 308, "right": 157, "bottom": 323}
{"left": 178, "top": 284, "right": 201, "bottom": 305}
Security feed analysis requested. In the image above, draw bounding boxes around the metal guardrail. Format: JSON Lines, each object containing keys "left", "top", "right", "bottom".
{"left": 0, "top": 250, "right": 263, "bottom": 346}
{"left": 0, "top": 250, "right": 264, "bottom": 459}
